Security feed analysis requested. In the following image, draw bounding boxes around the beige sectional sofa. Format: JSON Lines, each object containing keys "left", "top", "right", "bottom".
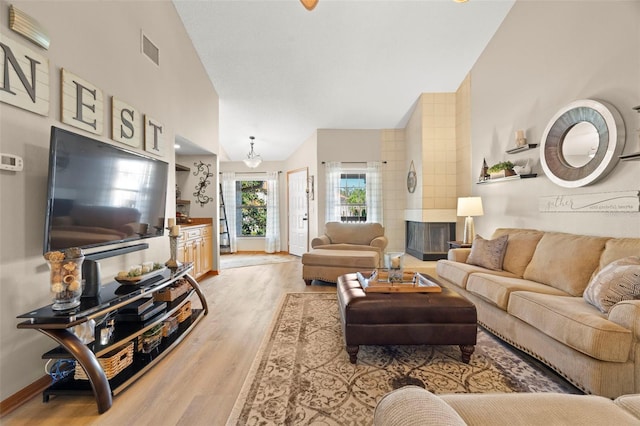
{"left": 374, "top": 386, "right": 640, "bottom": 425}
{"left": 435, "top": 228, "right": 640, "bottom": 398}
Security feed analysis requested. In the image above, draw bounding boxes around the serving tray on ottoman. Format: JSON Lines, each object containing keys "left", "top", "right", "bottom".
{"left": 357, "top": 270, "right": 443, "bottom": 293}
{"left": 337, "top": 272, "right": 477, "bottom": 364}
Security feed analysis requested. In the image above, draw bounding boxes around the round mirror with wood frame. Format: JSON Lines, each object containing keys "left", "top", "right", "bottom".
{"left": 540, "top": 99, "right": 625, "bottom": 188}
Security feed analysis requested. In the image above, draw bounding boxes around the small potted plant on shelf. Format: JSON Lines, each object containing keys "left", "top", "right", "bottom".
{"left": 487, "top": 161, "right": 516, "bottom": 179}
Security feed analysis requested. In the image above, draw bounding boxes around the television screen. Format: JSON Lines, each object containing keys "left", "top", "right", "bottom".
{"left": 44, "top": 126, "right": 169, "bottom": 254}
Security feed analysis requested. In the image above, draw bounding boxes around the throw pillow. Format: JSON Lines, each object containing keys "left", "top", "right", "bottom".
{"left": 466, "top": 234, "right": 509, "bottom": 271}
{"left": 583, "top": 256, "right": 640, "bottom": 313}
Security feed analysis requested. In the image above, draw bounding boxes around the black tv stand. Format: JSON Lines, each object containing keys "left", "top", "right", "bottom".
{"left": 17, "top": 262, "right": 207, "bottom": 414}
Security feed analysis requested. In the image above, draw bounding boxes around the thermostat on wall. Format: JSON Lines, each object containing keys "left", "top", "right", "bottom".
{"left": 0, "top": 153, "right": 23, "bottom": 171}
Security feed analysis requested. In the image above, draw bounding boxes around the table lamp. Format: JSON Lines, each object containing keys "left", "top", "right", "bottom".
{"left": 457, "top": 197, "right": 484, "bottom": 245}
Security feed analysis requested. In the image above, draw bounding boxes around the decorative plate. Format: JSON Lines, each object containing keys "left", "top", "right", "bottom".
{"left": 407, "top": 161, "right": 417, "bottom": 193}
{"left": 115, "top": 267, "right": 166, "bottom": 285}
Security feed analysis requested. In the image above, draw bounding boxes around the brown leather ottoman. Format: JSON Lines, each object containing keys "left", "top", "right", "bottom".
{"left": 337, "top": 273, "right": 477, "bottom": 364}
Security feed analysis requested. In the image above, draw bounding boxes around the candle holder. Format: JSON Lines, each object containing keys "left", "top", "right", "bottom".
{"left": 165, "top": 232, "right": 182, "bottom": 269}
{"left": 515, "top": 130, "right": 527, "bottom": 147}
{"left": 384, "top": 252, "right": 405, "bottom": 283}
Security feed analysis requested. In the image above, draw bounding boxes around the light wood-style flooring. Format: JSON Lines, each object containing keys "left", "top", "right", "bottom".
{"left": 3, "top": 255, "right": 435, "bottom": 426}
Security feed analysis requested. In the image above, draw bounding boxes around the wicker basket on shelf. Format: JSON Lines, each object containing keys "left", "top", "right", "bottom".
{"left": 138, "top": 324, "right": 163, "bottom": 354}
{"left": 173, "top": 301, "right": 192, "bottom": 323}
{"left": 74, "top": 342, "right": 134, "bottom": 380}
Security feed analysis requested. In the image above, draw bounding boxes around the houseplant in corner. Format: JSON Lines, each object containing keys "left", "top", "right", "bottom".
{"left": 488, "top": 161, "right": 516, "bottom": 179}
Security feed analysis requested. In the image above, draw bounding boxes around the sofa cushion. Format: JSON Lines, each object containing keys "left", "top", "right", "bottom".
{"left": 614, "top": 394, "right": 640, "bottom": 420}
{"left": 442, "top": 393, "right": 640, "bottom": 425}
{"left": 436, "top": 260, "right": 516, "bottom": 290}
{"left": 508, "top": 291, "right": 632, "bottom": 362}
{"left": 466, "top": 234, "right": 508, "bottom": 271}
{"left": 324, "top": 222, "right": 384, "bottom": 245}
{"left": 599, "top": 238, "right": 640, "bottom": 271}
{"left": 374, "top": 386, "right": 467, "bottom": 426}
{"left": 491, "top": 228, "right": 544, "bottom": 277}
{"left": 466, "top": 274, "right": 569, "bottom": 311}
{"left": 583, "top": 256, "right": 640, "bottom": 313}
{"left": 523, "top": 232, "right": 609, "bottom": 296}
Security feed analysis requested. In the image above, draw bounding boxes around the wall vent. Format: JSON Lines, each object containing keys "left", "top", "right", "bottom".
{"left": 141, "top": 32, "right": 159, "bottom": 66}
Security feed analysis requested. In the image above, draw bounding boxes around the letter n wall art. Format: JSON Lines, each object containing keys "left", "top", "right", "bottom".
{"left": 0, "top": 35, "right": 50, "bottom": 116}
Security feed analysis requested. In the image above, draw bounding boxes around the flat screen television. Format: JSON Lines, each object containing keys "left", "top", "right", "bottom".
{"left": 44, "top": 126, "right": 169, "bottom": 254}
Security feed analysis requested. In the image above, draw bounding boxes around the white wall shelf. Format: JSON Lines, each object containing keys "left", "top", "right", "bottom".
{"left": 620, "top": 152, "right": 640, "bottom": 161}
{"left": 477, "top": 173, "right": 537, "bottom": 184}
{"left": 506, "top": 144, "right": 538, "bottom": 154}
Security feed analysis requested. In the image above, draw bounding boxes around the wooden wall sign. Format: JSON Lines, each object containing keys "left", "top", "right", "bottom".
{"left": 144, "top": 115, "right": 164, "bottom": 157}
{"left": 0, "top": 35, "right": 49, "bottom": 116}
{"left": 2, "top": 30, "right": 166, "bottom": 158}
{"left": 61, "top": 68, "right": 103, "bottom": 135}
{"left": 112, "top": 97, "right": 142, "bottom": 148}
{"left": 539, "top": 190, "right": 640, "bottom": 213}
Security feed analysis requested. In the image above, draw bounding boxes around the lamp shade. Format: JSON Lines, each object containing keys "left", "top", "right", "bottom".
{"left": 457, "top": 197, "right": 484, "bottom": 217}
{"left": 300, "top": 0, "right": 319, "bottom": 10}
{"left": 243, "top": 157, "right": 262, "bottom": 168}
{"left": 243, "top": 137, "right": 262, "bottom": 168}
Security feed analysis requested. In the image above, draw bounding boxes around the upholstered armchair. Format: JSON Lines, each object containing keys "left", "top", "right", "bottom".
{"left": 311, "top": 222, "right": 388, "bottom": 258}
{"left": 302, "top": 222, "right": 388, "bottom": 284}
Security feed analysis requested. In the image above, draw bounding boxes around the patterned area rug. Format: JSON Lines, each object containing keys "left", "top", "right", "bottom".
{"left": 227, "top": 293, "right": 580, "bottom": 425}
{"left": 220, "top": 253, "right": 298, "bottom": 269}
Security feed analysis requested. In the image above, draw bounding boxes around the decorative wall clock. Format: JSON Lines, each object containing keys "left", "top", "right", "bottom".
{"left": 407, "top": 161, "right": 417, "bottom": 193}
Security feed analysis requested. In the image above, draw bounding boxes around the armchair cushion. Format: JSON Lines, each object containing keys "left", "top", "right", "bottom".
{"left": 374, "top": 386, "right": 466, "bottom": 426}
{"left": 313, "top": 222, "right": 388, "bottom": 251}
{"left": 324, "top": 221, "right": 385, "bottom": 245}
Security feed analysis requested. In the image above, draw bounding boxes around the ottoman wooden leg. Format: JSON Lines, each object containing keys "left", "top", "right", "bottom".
{"left": 304, "top": 279, "right": 312, "bottom": 285}
{"left": 346, "top": 345, "right": 359, "bottom": 364}
{"left": 460, "top": 344, "right": 475, "bottom": 364}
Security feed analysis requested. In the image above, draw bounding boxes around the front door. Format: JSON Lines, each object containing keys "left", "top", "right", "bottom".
{"left": 288, "top": 168, "right": 308, "bottom": 256}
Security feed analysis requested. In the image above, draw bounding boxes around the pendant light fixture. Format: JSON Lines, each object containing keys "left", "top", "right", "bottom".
{"left": 243, "top": 136, "right": 262, "bottom": 168}
{"left": 300, "top": 0, "right": 319, "bottom": 11}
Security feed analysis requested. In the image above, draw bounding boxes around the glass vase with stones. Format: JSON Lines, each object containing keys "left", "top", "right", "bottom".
{"left": 47, "top": 253, "right": 84, "bottom": 310}
{"left": 384, "top": 252, "right": 405, "bottom": 283}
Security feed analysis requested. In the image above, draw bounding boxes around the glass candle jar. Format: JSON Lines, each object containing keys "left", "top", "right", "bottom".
{"left": 384, "top": 252, "right": 405, "bottom": 283}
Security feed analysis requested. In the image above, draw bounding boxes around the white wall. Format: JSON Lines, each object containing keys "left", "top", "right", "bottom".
{"left": 0, "top": 0, "right": 219, "bottom": 400}
{"left": 470, "top": 0, "right": 640, "bottom": 238}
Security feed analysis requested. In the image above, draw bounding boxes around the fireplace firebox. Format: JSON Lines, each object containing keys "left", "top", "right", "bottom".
{"left": 406, "top": 221, "right": 455, "bottom": 261}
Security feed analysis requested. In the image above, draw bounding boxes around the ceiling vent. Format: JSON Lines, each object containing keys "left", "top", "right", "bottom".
{"left": 141, "top": 32, "right": 159, "bottom": 66}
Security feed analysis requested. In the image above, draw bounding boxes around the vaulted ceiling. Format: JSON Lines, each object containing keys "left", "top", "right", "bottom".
{"left": 173, "top": 0, "right": 515, "bottom": 160}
